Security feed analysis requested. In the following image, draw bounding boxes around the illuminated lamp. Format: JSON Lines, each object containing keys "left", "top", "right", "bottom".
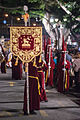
{"left": 33, "top": 23, "right": 36, "bottom": 26}
{"left": 3, "top": 20, "right": 7, "bottom": 24}
{"left": 17, "top": 17, "right": 20, "bottom": 21}
{"left": 4, "top": 14, "right": 8, "bottom": 17}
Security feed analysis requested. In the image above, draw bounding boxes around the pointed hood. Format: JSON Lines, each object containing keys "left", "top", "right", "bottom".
{"left": 62, "top": 35, "right": 66, "bottom": 51}
{"left": 43, "top": 35, "right": 46, "bottom": 51}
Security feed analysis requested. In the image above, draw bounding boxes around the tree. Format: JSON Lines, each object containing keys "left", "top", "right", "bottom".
{"left": 44, "top": 0, "right": 80, "bottom": 43}
{"left": 0, "top": 0, "right": 80, "bottom": 45}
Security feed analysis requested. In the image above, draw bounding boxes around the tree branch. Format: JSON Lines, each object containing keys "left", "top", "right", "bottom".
{"left": 56, "top": 0, "right": 80, "bottom": 22}
{"left": 0, "top": 5, "right": 22, "bottom": 9}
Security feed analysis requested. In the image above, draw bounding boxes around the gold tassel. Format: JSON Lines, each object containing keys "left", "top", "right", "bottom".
{"left": 39, "top": 55, "right": 41, "bottom": 63}
{"left": 15, "top": 57, "right": 18, "bottom": 66}
{"left": 65, "top": 70, "right": 67, "bottom": 89}
{"left": 22, "top": 61, "right": 24, "bottom": 65}
{"left": 25, "top": 63, "right": 28, "bottom": 72}
{"left": 33, "top": 57, "right": 36, "bottom": 66}
{"left": 45, "top": 70, "right": 48, "bottom": 83}
{"left": 8, "top": 53, "right": 12, "bottom": 62}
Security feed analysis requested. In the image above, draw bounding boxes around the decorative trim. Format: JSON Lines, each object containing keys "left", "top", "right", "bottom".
{"left": 10, "top": 27, "right": 42, "bottom": 63}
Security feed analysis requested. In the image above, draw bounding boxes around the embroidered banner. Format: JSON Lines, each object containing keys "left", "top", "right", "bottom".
{"left": 10, "top": 27, "right": 42, "bottom": 63}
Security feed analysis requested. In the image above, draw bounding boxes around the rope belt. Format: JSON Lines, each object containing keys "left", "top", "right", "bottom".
{"left": 37, "top": 70, "right": 43, "bottom": 72}
{"left": 29, "top": 76, "right": 40, "bottom": 95}
{"left": 65, "top": 70, "right": 67, "bottom": 89}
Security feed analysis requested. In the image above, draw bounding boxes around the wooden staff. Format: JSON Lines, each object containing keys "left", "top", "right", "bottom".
{"left": 25, "top": 63, "right": 29, "bottom": 114}
{"left": 48, "top": 44, "right": 51, "bottom": 78}
{"left": 23, "top": 5, "right": 30, "bottom": 115}
{"left": 62, "top": 51, "right": 67, "bottom": 92}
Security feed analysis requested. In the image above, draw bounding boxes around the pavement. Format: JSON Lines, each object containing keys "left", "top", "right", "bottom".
{"left": 0, "top": 68, "right": 80, "bottom": 120}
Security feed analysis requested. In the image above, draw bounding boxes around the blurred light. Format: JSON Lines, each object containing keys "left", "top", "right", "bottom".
{"left": 16, "top": 17, "right": 20, "bottom": 21}
{"left": 60, "top": 24, "right": 63, "bottom": 29}
{"left": 63, "top": 18, "right": 67, "bottom": 21}
{"left": 8, "top": 82, "right": 16, "bottom": 86}
{"left": 72, "top": 42, "right": 78, "bottom": 46}
{"left": 33, "top": 23, "right": 36, "bottom": 26}
{"left": 3, "top": 20, "right": 7, "bottom": 24}
{"left": 4, "top": 13, "right": 8, "bottom": 17}
{"left": 53, "top": 24, "right": 56, "bottom": 28}
{"left": 78, "top": 47, "right": 80, "bottom": 51}
{"left": 36, "top": 18, "right": 38, "bottom": 21}
{"left": 50, "top": 17, "right": 54, "bottom": 22}
{"left": 55, "top": 18, "right": 58, "bottom": 22}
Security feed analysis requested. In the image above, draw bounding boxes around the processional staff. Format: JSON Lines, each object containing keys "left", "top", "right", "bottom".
{"left": 22, "top": 5, "right": 30, "bottom": 115}
{"left": 10, "top": 14, "right": 42, "bottom": 115}
{"left": 48, "top": 38, "right": 52, "bottom": 78}
{"left": 62, "top": 35, "right": 68, "bottom": 92}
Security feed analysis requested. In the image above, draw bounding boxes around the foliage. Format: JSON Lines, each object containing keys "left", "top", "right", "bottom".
{"left": 44, "top": 0, "right": 80, "bottom": 34}
{"left": 0, "top": 0, "right": 80, "bottom": 33}
{"left": 0, "top": 0, "right": 45, "bottom": 17}
{"left": 58, "top": 0, "right": 80, "bottom": 33}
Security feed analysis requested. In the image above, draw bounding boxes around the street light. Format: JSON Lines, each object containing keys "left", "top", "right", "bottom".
{"left": 3, "top": 20, "right": 7, "bottom": 24}
{"left": 16, "top": 17, "right": 20, "bottom": 21}
{"left": 33, "top": 23, "right": 36, "bottom": 26}
{"left": 4, "top": 13, "right": 8, "bottom": 17}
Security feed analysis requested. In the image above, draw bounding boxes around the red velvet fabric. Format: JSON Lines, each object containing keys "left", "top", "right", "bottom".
{"left": 46, "top": 48, "right": 55, "bottom": 87}
{"left": 57, "top": 62, "right": 64, "bottom": 92}
{"left": 49, "top": 50, "right": 55, "bottom": 86}
{"left": 23, "top": 61, "right": 40, "bottom": 113}
{"left": 36, "top": 57, "right": 48, "bottom": 102}
{"left": 12, "top": 56, "right": 22, "bottom": 80}
{"left": 43, "top": 35, "right": 46, "bottom": 51}
{"left": 18, "top": 35, "right": 34, "bottom": 51}
{"left": 57, "top": 56, "right": 70, "bottom": 92}
{"left": 1, "top": 60, "right": 6, "bottom": 73}
{"left": 29, "top": 61, "right": 40, "bottom": 111}
{"left": 56, "top": 35, "right": 70, "bottom": 92}
{"left": 0, "top": 44, "right": 6, "bottom": 73}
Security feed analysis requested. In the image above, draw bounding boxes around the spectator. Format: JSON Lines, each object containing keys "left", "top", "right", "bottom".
{"left": 66, "top": 52, "right": 72, "bottom": 69}
{"left": 73, "top": 55, "right": 80, "bottom": 86}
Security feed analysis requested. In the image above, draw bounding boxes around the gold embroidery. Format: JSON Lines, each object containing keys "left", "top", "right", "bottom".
{"left": 13, "top": 46, "right": 17, "bottom": 51}
{"left": 10, "top": 27, "right": 42, "bottom": 63}
{"left": 22, "top": 38, "right": 30, "bottom": 48}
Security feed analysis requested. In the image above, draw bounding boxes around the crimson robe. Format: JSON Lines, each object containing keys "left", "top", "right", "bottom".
{"left": 57, "top": 58, "right": 70, "bottom": 92}
{"left": 57, "top": 35, "right": 70, "bottom": 92}
{"left": 46, "top": 49, "right": 55, "bottom": 87}
{"left": 23, "top": 61, "right": 40, "bottom": 113}
{"left": 36, "top": 56, "right": 48, "bottom": 102}
{"left": 48, "top": 56, "right": 55, "bottom": 87}
{"left": 12, "top": 56, "right": 22, "bottom": 80}
{"left": 1, "top": 60, "right": 6, "bottom": 73}
{"left": 0, "top": 44, "right": 7, "bottom": 73}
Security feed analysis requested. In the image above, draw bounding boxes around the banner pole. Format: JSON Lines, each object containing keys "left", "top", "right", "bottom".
{"left": 23, "top": 6, "right": 29, "bottom": 114}
{"left": 48, "top": 40, "right": 51, "bottom": 78}
{"left": 48, "top": 46, "right": 51, "bottom": 77}
{"left": 62, "top": 52, "right": 66, "bottom": 92}
{"left": 25, "top": 63, "right": 29, "bottom": 114}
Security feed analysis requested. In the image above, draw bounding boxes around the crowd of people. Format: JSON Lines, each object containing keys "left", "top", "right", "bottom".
{"left": 0, "top": 37, "right": 80, "bottom": 114}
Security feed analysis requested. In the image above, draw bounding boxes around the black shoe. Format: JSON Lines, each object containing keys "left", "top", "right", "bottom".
{"left": 24, "top": 111, "right": 28, "bottom": 115}
{"left": 45, "top": 100, "right": 48, "bottom": 102}
{"left": 30, "top": 110, "right": 36, "bottom": 115}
